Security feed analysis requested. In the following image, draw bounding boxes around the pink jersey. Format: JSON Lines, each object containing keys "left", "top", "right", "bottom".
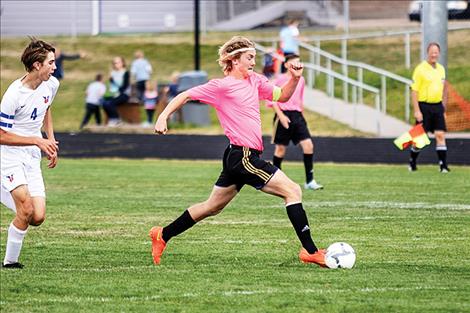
{"left": 265, "top": 74, "right": 304, "bottom": 112}
{"left": 188, "top": 72, "right": 280, "bottom": 151}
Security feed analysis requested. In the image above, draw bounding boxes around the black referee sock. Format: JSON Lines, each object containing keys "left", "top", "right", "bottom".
{"left": 410, "top": 147, "right": 421, "bottom": 163}
{"left": 303, "top": 153, "right": 314, "bottom": 183}
{"left": 162, "top": 210, "right": 196, "bottom": 242}
{"left": 286, "top": 203, "right": 318, "bottom": 254}
{"left": 273, "top": 156, "right": 283, "bottom": 169}
{"left": 436, "top": 146, "right": 448, "bottom": 168}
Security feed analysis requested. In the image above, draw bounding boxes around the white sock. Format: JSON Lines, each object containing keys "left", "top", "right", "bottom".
{"left": 3, "top": 223, "right": 27, "bottom": 265}
{"left": 1, "top": 187, "right": 17, "bottom": 213}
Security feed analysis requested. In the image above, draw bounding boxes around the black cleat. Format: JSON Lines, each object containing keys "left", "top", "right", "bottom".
{"left": 2, "top": 262, "right": 24, "bottom": 269}
{"left": 408, "top": 160, "right": 417, "bottom": 172}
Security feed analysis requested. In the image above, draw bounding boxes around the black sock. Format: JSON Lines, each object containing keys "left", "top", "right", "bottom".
{"left": 273, "top": 156, "right": 283, "bottom": 169}
{"left": 162, "top": 210, "right": 196, "bottom": 242}
{"left": 303, "top": 153, "right": 314, "bottom": 183}
{"left": 146, "top": 109, "right": 155, "bottom": 123}
{"left": 436, "top": 146, "right": 448, "bottom": 168}
{"left": 286, "top": 203, "right": 318, "bottom": 254}
{"left": 410, "top": 147, "right": 420, "bottom": 163}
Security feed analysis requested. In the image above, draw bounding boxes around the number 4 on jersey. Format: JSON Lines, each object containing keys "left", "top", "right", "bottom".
{"left": 30, "top": 108, "right": 38, "bottom": 120}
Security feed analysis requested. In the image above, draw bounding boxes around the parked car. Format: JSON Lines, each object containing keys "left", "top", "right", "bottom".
{"left": 409, "top": 0, "right": 470, "bottom": 21}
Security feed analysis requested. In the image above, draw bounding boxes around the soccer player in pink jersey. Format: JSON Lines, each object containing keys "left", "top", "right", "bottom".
{"left": 266, "top": 54, "right": 323, "bottom": 190}
{"left": 150, "top": 36, "right": 325, "bottom": 267}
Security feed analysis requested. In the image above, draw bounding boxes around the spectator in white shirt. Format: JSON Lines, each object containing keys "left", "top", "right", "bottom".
{"left": 80, "top": 73, "right": 106, "bottom": 129}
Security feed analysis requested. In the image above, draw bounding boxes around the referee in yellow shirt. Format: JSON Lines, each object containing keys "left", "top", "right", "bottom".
{"left": 409, "top": 42, "right": 449, "bottom": 173}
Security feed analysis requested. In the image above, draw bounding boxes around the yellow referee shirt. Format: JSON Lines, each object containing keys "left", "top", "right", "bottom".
{"left": 411, "top": 61, "right": 446, "bottom": 103}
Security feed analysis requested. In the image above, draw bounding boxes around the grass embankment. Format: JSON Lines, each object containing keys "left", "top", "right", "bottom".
{"left": 1, "top": 29, "right": 469, "bottom": 134}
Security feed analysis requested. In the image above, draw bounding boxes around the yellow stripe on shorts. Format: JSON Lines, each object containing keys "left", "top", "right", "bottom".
{"left": 241, "top": 147, "right": 271, "bottom": 182}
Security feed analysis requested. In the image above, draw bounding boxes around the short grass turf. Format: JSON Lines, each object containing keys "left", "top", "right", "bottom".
{"left": 1, "top": 159, "right": 469, "bottom": 313}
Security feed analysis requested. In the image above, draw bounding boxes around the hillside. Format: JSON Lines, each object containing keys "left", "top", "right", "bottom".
{"left": 1, "top": 29, "right": 469, "bottom": 135}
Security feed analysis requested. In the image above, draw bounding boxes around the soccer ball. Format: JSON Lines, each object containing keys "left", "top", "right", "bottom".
{"left": 325, "top": 242, "right": 356, "bottom": 269}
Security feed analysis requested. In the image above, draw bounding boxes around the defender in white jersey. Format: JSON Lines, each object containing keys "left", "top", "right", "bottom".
{"left": 0, "top": 39, "right": 60, "bottom": 269}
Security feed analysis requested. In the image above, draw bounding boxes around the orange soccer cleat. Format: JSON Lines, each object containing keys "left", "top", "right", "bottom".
{"left": 299, "top": 248, "right": 327, "bottom": 267}
{"left": 149, "top": 226, "right": 167, "bottom": 265}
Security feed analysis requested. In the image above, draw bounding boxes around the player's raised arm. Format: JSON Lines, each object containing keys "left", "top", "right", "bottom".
{"left": 154, "top": 91, "right": 191, "bottom": 135}
{"left": 272, "top": 103, "right": 290, "bottom": 129}
{"left": 277, "top": 61, "right": 303, "bottom": 102}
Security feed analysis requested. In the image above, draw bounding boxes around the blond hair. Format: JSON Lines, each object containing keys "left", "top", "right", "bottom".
{"left": 217, "top": 36, "right": 255, "bottom": 75}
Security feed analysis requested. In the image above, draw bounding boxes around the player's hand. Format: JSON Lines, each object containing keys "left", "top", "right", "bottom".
{"left": 47, "top": 153, "right": 58, "bottom": 169}
{"left": 36, "top": 138, "right": 59, "bottom": 159}
{"left": 155, "top": 116, "right": 168, "bottom": 135}
{"left": 414, "top": 111, "right": 423, "bottom": 123}
{"left": 288, "top": 61, "right": 304, "bottom": 78}
{"left": 279, "top": 114, "right": 291, "bottom": 129}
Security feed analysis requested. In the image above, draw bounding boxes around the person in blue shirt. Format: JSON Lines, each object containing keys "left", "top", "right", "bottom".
{"left": 279, "top": 20, "right": 300, "bottom": 73}
{"left": 131, "top": 50, "right": 153, "bottom": 102}
{"left": 52, "top": 46, "right": 85, "bottom": 80}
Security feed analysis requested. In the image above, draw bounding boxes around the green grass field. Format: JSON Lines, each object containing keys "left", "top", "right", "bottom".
{"left": 1, "top": 159, "right": 469, "bottom": 312}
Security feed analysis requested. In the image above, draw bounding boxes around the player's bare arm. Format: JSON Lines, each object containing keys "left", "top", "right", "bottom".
{"left": 272, "top": 103, "right": 290, "bottom": 129}
{"left": 442, "top": 80, "right": 448, "bottom": 110}
{"left": 155, "top": 91, "right": 191, "bottom": 135}
{"left": 411, "top": 90, "right": 423, "bottom": 122}
{"left": 0, "top": 129, "right": 58, "bottom": 158}
{"left": 43, "top": 107, "right": 58, "bottom": 168}
{"left": 277, "top": 61, "right": 303, "bottom": 102}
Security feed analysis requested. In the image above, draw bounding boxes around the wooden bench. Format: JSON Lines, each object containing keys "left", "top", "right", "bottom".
{"left": 117, "top": 101, "right": 141, "bottom": 124}
{"left": 103, "top": 99, "right": 142, "bottom": 125}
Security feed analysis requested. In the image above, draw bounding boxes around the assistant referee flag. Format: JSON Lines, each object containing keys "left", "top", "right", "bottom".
{"left": 394, "top": 124, "right": 431, "bottom": 150}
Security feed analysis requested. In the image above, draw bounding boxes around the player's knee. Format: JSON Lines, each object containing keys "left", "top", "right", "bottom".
{"left": 275, "top": 145, "right": 286, "bottom": 156}
{"left": 435, "top": 132, "right": 446, "bottom": 143}
{"left": 302, "top": 140, "right": 314, "bottom": 154}
{"left": 30, "top": 213, "right": 46, "bottom": 226}
{"left": 293, "top": 183, "right": 302, "bottom": 199}
{"left": 287, "top": 182, "right": 302, "bottom": 201}
{"left": 17, "top": 201, "right": 35, "bottom": 224}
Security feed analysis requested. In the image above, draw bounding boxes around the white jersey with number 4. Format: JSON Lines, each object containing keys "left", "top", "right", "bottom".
{"left": 0, "top": 76, "right": 59, "bottom": 138}
{"left": 1, "top": 76, "right": 59, "bottom": 196}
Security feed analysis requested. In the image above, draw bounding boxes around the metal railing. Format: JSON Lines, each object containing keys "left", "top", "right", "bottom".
{"left": 298, "top": 41, "right": 413, "bottom": 122}
{"left": 255, "top": 25, "right": 470, "bottom": 69}
{"left": 255, "top": 25, "right": 470, "bottom": 130}
{"left": 254, "top": 43, "right": 384, "bottom": 135}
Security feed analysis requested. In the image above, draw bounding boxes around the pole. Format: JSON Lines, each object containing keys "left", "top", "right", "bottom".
{"left": 91, "top": 0, "right": 100, "bottom": 36}
{"left": 421, "top": 1, "right": 448, "bottom": 70}
{"left": 194, "top": 0, "right": 200, "bottom": 71}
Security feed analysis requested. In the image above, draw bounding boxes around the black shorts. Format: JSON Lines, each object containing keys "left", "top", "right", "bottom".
{"left": 272, "top": 110, "right": 312, "bottom": 146}
{"left": 215, "top": 145, "right": 278, "bottom": 191}
{"left": 418, "top": 102, "right": 447, "bottom": 133}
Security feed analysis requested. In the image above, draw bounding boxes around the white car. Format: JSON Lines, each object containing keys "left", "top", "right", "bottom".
{"left": 408, "top": 0, "right": 470, "bottom": 21}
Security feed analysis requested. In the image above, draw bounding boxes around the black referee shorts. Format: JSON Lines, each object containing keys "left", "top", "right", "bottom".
{"left": 272, "top": 110, "right": 312, "bottom": 146}
{"left": 418, "top": 102, "right": 447, "bottom": 133}
{"left": 215, "top": 145, "right": 278, "bottom": 191}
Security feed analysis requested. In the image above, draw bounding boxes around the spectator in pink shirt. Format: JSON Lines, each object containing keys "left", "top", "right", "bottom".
{"left": 149, "top": 36, "right": 326, "bottom": 267}
{"left": 266, "top": 54, "right": 323, "bottom": 191}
